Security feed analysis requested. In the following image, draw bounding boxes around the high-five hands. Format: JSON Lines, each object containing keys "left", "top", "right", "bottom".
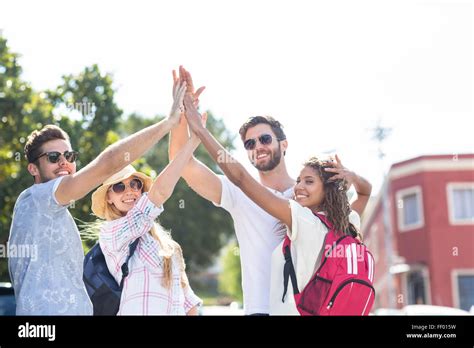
{"left": 171, "top": 65, "right": 207, "bottom": 145}
{"left": 172, "top": 66, "right": 205, "bottom": 129}
{"left": 178, "top": 66, "right": 205, "bottom": 107}
{"left": 168, "top": 74, "right": 187, "bottom": 126}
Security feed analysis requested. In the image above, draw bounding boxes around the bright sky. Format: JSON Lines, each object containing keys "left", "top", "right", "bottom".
{"left": 1, "top": 0, "right": 473, "bottom": 194}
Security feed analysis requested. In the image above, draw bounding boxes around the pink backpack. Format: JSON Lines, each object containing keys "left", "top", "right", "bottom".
{"left": 282, "top": 213, "right": 375, "bottom": 315}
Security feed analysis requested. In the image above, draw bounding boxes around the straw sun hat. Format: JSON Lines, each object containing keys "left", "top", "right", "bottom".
{"left": 91, "top": 165, "right": 153, "bottom": 219}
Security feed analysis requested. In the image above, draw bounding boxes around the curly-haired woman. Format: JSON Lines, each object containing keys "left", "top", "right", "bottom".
{"left": 183, "top": 93, "right": 372, "bottom": 315}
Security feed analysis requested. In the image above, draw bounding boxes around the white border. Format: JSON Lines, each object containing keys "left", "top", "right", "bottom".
{"left": 451, "top": 269, "right": 474, "bottom": 309}
{"left": 396, "top": 186, "right": 424, "bottom": 232}
{"left": 446, "top": 182, "right": 474, "bottom": 225}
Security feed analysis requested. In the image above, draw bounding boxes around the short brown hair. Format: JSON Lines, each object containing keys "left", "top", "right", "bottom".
{"left": 24, "top": 125, "right": 70, "bottom": 163}
{"left": 238, "top": 116, "right": 286, "bottom": 143}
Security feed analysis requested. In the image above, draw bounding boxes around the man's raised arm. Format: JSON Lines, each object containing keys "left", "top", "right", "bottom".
{"left": 55, "top": 79, "right": 187, "bottom": 206}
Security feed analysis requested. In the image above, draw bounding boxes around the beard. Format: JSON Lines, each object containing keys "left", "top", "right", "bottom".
{"left": 36, "top": 165, "right": 59, "bottom": 183}
{"left": 253, "top": 144, "right": 283, "bottom": 172}
{"left": 37, "top": 169, "right": 55, "bottom": 183}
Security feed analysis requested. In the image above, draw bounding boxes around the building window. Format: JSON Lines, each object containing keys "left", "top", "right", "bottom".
{"left": 447, "top": 183, "right": 474, "bottom": 225}
{"left": 457, "top": 275, "right": 474, "bottom": 311}
{"left": 407, "top": 270, "right": 427, "bottom": 305}
{"left": 396, "top": 186, "right": 424, "bottom": 231}
{"left": 452, "top": 270, "right": 474, "bottom": 311}
{"left": 402, "top": 266, "right": 431, "bottom": 306}
{"left": 403, "top": 193, "right": 419, "bottom": 226}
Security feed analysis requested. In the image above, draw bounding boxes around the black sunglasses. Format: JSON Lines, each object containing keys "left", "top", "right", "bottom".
{"left": 34, "top": 150, "right": 79, "bottom": 163}
{"left": 110, "top": 178, "right": 143, "bottom": 194}
{"left": 243, "top": 134, "right": 285, "bottom": 150}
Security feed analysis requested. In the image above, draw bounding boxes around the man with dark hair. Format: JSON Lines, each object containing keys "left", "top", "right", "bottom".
{"left": 9, "top": 91, "right": 185, "bottom": 314}
{"left": 239, "top": 116, "right": 286, "bottom": 148}
{"left": 23, "top": 125, "right": 72, "bottom": 182}
{"left": 169, "top": 67, "right": 295, "bottom": 315}
{"left": 238, "top": 116, "right": 287, "bottom": 168}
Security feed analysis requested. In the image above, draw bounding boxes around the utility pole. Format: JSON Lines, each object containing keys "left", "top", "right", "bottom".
{"left": 371, "top": 119, "right": 397, "bottom": 308}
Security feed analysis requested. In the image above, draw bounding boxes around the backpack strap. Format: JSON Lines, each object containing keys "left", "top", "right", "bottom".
{"left": 313, "top": 212, "right": 332, "bottom": 230}
{"left": 313, "top": 212, "right": 358, "bottom": 239}
{"left": 281, "top": 236, "right": 299, "bottom": 302}
{"left": 119, "top": 238, "right": 140, "bottom": 289}
{"left": 281, "top": 213, "right": 332, "bottom": 303}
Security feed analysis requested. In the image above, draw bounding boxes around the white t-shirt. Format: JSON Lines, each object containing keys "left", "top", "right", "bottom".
{"left": 214, "top": 175, "right": 294, "bottom": 315}
{"left": 270, "top": 199, "right": 361, "bottom": 315}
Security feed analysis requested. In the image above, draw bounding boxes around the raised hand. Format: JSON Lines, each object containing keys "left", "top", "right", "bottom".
{"left": 179, "top": 66, "right": 205, "bottom": 107}
{"left": 323, "top": 154, "right": 357, "bottom": 189}
{"left": 324, "top": 154, "right": 372, "bottom": 216}
{"left": 168, "top": 72, "right": 187, "bottom": 127}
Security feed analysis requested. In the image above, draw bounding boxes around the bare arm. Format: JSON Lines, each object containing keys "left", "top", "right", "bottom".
{"left": 324, "top": 154, "right": 372, "bottom": 216}
{"left": 350, "top": 175, "right": 372, "bottom": 216}
{"left": 149, "top": 135, "right": 201, "bottom": 207}
{"left": 169, "top": 116, "right": 222, "bottom": 204}
{"left": 184, "top": 94, "right": 292, "bottom": 227}
{"left": 56, "top": 78, "right": 187, "bottom": 206}
{"left": 168, "top": 66, "right": 222, "bottom": 204}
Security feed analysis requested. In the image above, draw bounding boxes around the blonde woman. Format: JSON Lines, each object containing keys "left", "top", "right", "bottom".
{"left": 89, "top": 76, "right": 204, "bottom": 315}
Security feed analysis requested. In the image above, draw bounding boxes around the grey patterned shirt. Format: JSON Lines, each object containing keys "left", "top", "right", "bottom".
{"left": 8, "top": 177, "right": 93, "bottom": 315}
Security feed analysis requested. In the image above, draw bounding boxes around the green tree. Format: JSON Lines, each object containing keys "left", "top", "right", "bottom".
{"left": 47, "top": 64, "right": 123, "bottom": 157}
{"left": 0, "top": 35, "right": 56, "bottom": 281}
{"left": 45, "top": 64, "right": 123, "bottom": 245}
{"left": 218, "top": 241, "right": 243, "bottom": 303}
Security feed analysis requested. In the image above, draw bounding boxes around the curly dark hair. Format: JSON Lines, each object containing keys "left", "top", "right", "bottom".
{"left": 303, "top": 156, "right": 357, "bottom": 237}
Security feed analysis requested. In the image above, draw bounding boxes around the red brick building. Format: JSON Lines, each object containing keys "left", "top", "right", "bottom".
{"left": 361, "top": 154, "right": 474, "bottom": 311}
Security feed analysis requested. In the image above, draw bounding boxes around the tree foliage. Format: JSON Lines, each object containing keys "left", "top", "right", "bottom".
{"left": 218, "top": 241, "right": 243, "bottom": 303}
{"left": 0, "top": 36, "right": 56, "bottom": 280}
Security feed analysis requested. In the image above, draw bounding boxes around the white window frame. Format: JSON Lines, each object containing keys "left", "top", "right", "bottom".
{"left": 451, "top": 269, "right": 474, "bottom": 310}
{"left": 396, "top": 186, "right": 424, "bottom": 232}
{"left": 447, "top": 182, "right": 474, "bottom": 225}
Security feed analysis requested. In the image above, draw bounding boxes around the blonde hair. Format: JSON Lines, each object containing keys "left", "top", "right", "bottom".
{"left": 103, "top": 192, "right": 189, "bottom": 289}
